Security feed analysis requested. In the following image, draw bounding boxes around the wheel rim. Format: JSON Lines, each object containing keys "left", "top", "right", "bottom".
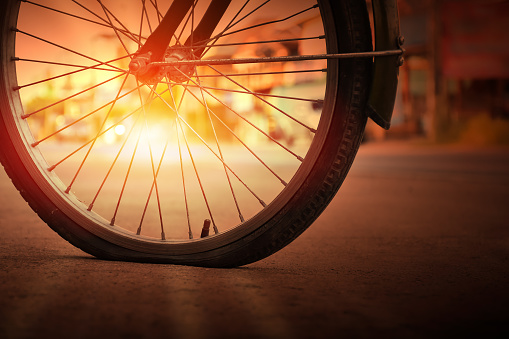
{"left": 2, "top": 0, "right": 340, "bottom": 254}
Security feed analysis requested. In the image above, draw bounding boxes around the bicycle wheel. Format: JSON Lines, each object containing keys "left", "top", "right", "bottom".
{"left": 0, "top": 0, "right": 372, "bottom": 267}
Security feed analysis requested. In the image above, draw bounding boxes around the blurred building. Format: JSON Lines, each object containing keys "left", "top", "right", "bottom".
{"left": 370, "top": 0, "right": 509, "bottom": 142}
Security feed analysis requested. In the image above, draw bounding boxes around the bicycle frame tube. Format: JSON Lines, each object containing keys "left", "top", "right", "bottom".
{"left": 137, "top": 0, "right": 194, "bottom": 60}
{"left": 367, "top": 0, "right": 403, "bottom": 129}
{"left": 138, "top": 0, "right": 231, "bottom": 60}
{"left": 184, "top": 0, "right": 232, "bottom": 57}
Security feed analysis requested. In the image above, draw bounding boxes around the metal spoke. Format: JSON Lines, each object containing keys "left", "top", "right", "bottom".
{"left": 141, "top": 0, "right": 154, "bottom": 35}
{"left": 171, "top": 68, "right": 304, "bottom": 163}
{"left": 63, "top": 73, "right": 130, "bottom": 194}
{"left": 137, "top": 82, "right": 166, "bottom": 240}
{"left": 72, "top": 0, "right": 142, "bottom": 44}
{"left": 14, "top": 57, "right": 127, "bottom": 73}
{"left": 113, "top": 123, "right": 143, "bottom": 228}
{"left": 199, "top": 0, "right": 253, "bottom": 57}
{"left": 87, "top": 110, "right": 143, "bottom": 211}
{"left": 31, "top": 85, "right": 142, "bottom": 147}
{"left": 149, "top": 0, "right": 163, "bottom": 22}
{"left": 161, "top": 80, "right": 322, "bottom": 106}
{"left": 176, "top": 0, "right": 199, "bottom": 46}
{"left": 112, "top": 92, "right": 158, "bottom": 228}
{"left": 168, "top": 79, "right": 195, "bottom": 238}
{"left": 208, "top": 65, "right": 316, "bottom": 133}
{"left": 136, "top": 137, "right": 170, "bottom": 237}
{"left": 138, "top": 2, "right": 145, "bottom": 49}
{"left": 175, "top": 107, "right": 219, "bottom": 234}
{"left": 164, "top": 79, "right": 218, "bottom": 234}
{"left": 14, "top": 29, "right": 124, "bottom": 72}
{"left": 21, "top": 73, "right": 125, "bottom": 119}
{"left": 97, "top": 0, "right": 142, "bottom": 47}
{"left": 137, "top": 0, "right": 147, "bottom": 49}
{"left": 149, "top": 85, "right": 267, "bottom": 207}
{"left": 175, "top": 116, "right": 193, "bottom": 239}
{"left": 25, "top": 0, "right": 140, "bottom": 45}
{"left": 208, "top": 4, "right": 319, "bottom": 42}
{"left": 195, "top": 70, "right": 245, "bottom": 222}
{"left": 14, "top": 55, "right": 130, "bottom": 91}
{"left": 98, "top": 0, "right": 131, "bottom": 56}
{"left": 137, "top": 79, "right": 188, "bottom": 237}
{"left": 47, "top": 107, "right": 140, "bottom": 172}
{"left": 180, "top": 35, "right": 324, "bottom": 51}
{"left": 173, "top": 76, "right": 288, "bottom": 187}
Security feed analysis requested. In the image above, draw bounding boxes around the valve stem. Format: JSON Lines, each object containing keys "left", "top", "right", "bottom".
{"left": 201, "top": 219, "right": 211, "bottom": 238}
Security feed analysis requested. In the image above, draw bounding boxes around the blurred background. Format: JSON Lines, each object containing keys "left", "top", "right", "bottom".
{"left": 19, "top": 0, "right": 509, "bottom": 148}
{"left": 365, "top": 0, "right": 509, "bottom": 145}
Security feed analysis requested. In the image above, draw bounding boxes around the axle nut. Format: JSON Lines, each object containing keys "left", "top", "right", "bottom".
{"left": 129, "top": 60, "right": 142, "bottom": 72}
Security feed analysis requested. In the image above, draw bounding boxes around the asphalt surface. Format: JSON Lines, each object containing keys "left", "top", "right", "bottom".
{"left": 1, "top": 140, "right": 508, "bottom": 339}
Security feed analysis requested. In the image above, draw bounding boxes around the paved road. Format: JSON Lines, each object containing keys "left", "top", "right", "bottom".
{"left": 1, "top": 141, "right": 508, "bottom": 339}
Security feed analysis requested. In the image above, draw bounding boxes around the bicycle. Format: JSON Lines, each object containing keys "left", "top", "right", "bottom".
{"left": 0, "top": 0, "right": 403, "bottom": 267}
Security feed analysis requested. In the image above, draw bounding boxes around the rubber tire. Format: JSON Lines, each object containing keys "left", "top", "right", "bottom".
{"left": 0, "top": 0, "right": 372, "bottom": 267}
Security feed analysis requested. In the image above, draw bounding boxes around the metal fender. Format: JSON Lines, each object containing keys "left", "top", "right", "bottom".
{"left": 367, "top": 0, "right": 404, "bottom": 129}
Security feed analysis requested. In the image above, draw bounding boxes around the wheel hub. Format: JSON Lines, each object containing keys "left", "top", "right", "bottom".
{"left": 129, "top": 46, "right": 196, "bottom": 84}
